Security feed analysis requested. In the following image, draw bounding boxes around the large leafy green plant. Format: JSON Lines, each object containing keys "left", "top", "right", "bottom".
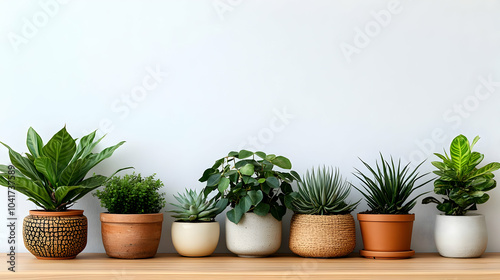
{"left": 422, "top": 135, "right": 500, "bottom": 215}
{"left": 200, "top": 150, "right": 300, "bottom": 224}
{"left": 354, "top": 154, "right": 431, "bottom": 214}
{"left": 292, "top": 166, "right": 359, "bottom": 215}
{"left": 0, "top": 126, "right": 129, "bottom": 211}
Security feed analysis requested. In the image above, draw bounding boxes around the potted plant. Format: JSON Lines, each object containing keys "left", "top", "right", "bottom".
{"left": 354, "top": 154, "right": 431, "bottom": 259}
{"left": 289, "top": 166, "right": 360, "bottom": 258}
{"left": 94, "top": 173, "right": 166, "bottom": 259}
{"left": 200, "top": 150, "right": 299, "bottom": 257}
{"left": 422, "top": 135, "right": 500, "bottom": 258}
{"left": 0, "top": 127, "right": 127, "bottom": 259}
{"left": 170, "top": 189, "right": 228, "bottom": 257}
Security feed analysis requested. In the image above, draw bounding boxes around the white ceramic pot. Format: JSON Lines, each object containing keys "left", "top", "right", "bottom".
{"left": 171, "top": 221, "right": 220, "bottom": 257}
{"left": 435, "top": 214, "right": 487, "bottom": 258}
{"left": 225, "top": 213, "right": 282, "bottom": 257}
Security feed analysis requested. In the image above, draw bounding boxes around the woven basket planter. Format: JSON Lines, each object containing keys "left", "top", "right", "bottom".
{"left": 289, "top": 214, "right": 356, "bottom": 258}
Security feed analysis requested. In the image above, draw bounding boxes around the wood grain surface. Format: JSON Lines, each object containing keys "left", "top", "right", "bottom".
{"left": 2, "top": 253, "right": 500, "bottom": 279}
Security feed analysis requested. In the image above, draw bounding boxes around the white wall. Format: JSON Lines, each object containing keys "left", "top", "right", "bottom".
{"left": 1, "top": 0, "right": 500, "bottom": 254}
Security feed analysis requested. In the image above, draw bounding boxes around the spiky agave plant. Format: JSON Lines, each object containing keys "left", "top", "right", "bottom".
{"left": 353, "top": 154, "right": 432, "bottom": 214}
{"left": 292, "top": 166, "right": 359, "bottom": 215}
{"left": 170, "top": 189, "right": 228, "bottom": 222}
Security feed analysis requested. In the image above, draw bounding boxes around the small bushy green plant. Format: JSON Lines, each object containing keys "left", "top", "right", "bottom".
{"left": 354, "top": 154, "right": 431, "bottom": 214}
{"left": 94, "top": 173, "right": 165, "bottom": 214}
{"left": 292, "top": 166, "right": 359, "bottom": 215}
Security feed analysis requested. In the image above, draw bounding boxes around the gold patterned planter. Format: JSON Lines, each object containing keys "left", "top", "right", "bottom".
{"left": 23, "top": 210, "right": 87, "bottom": 260}
{"left": 289, "top": 214, "right": 356, "bottom": 258}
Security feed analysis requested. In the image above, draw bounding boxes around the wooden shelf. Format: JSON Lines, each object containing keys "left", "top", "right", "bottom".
{"left": 2, "top": 253, "right": 500, "bottom": 279}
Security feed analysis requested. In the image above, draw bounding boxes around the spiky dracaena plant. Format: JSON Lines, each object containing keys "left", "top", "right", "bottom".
{"left": 354, "top": 154, "right": 431, "bottom": 214}
{"left": 170, "top": 189, "right": 228, "bottom": 222}
{"left": 0, "top": 126, "right": 130, "bottom": 211}
{"left": 292, "top": 166, "right": 359, "bottom": 215}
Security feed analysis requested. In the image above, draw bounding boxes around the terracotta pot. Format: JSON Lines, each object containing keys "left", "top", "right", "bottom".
{"left": 100, "top": 213, "right": 163, "bottom": 259}
{"left": 289, "top": 214, "right": 356, "bottom": 258}
{"left": 435, "top": 214, "right": 487, "bottom": 258}
{"left": 357, "top": 213, "right": 415, "bottom": 259}
{"left": 171, "top": 221, "right": 220, "bottom": 257}
{"left": 226, "top": 213, "right": 281, "bottom": 257}
{"left": 23, "top": 210, "right": 87, "bottom": 260}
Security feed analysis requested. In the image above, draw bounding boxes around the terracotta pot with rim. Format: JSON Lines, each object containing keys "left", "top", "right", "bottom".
{"left": 100, "top": 213, "right": 163, "bottom": 259}
{"left": 171, "top": 221, "right": 220, "bottom": 257}
{"left": 357, "top": 213, "right": 415, "bottom": 259}
{"left": 23, "top": 209, "right": 87, "bottom": 260}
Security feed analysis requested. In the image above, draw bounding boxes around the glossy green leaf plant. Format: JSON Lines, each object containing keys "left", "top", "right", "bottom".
{"left": 0, "top": 126, "right": 130, "bottom": 211}
{"left": 422, "top": 135, "right": 500, "bottom": 215}
{"left": 292, "top": 166, "right": 359, "bottom": 215}
{"left": 354, "top": 154, "right": 431, "bottom": 214}
{"left": 200, "top": 150, "right": 300, "bottom": 224}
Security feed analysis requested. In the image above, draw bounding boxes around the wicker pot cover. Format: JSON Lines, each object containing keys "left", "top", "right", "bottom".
{"left": 23, "top": 210, "right": 87, "bottom": 260}
{"left": 289, "top": 214, "right": 356, "bottom": 258}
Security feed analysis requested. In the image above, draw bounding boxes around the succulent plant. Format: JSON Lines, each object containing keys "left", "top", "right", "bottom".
{"left": 354, "top": 154, "right": 431, "bottom": 214}
{"left": 170, "top": 189, "right": 228, "bottom": 222}
{"left": 292, "top": 166, "right": 359, "bottom": 215}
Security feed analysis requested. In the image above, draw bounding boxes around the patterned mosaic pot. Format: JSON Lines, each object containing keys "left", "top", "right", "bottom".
{"left": 23, "top": 210, "right": 87, "bottom": 260}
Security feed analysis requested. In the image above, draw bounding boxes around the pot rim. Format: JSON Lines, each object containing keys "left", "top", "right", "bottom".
{"left": 357, "top": 213, "right": 415, "bottom": 222}
{"left": 436, "top": 213, "right": 485, "bottom": 218}
{"left": 100, "top": 212, "right": 163, "bottom": 223}
{"left": 292, "top": 213, "right": 354, "bottom": 217}
{"left": 29, "top": 209, "right": 84, "bottom": 216}
{"left": 173, "top": 220, "right": 219, "bottom": 224}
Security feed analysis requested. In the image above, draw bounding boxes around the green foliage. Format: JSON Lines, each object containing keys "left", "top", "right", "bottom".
{"left": 200, "top": 150, "right": 300, "bottom": 224}
{"left": 0, "top": 126, "right": 129, "bottom": 211}
{"left": 354, "top": 154, "right": 431, "bottom": 214}
{"left": 422, "top": 135, "right": 500, "bottom": 215}
{"left": 170, "top": 189, "right": 228, "bottom": 222}
{"left": 94, "top": 173, "right": 165, "bottom": 214}
{"left": 292, "top": 166, "right": 359, "bottom": 215}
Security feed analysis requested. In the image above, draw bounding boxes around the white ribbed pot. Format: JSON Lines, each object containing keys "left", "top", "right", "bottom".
{"left": 435, "top": 214, "right": 487, "bottom": 258}
{"left": 225, "top": 213, "right": 282, "bottom": 257}
{"left": 171, "top": 221, "right": 220, "bottom": 257}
